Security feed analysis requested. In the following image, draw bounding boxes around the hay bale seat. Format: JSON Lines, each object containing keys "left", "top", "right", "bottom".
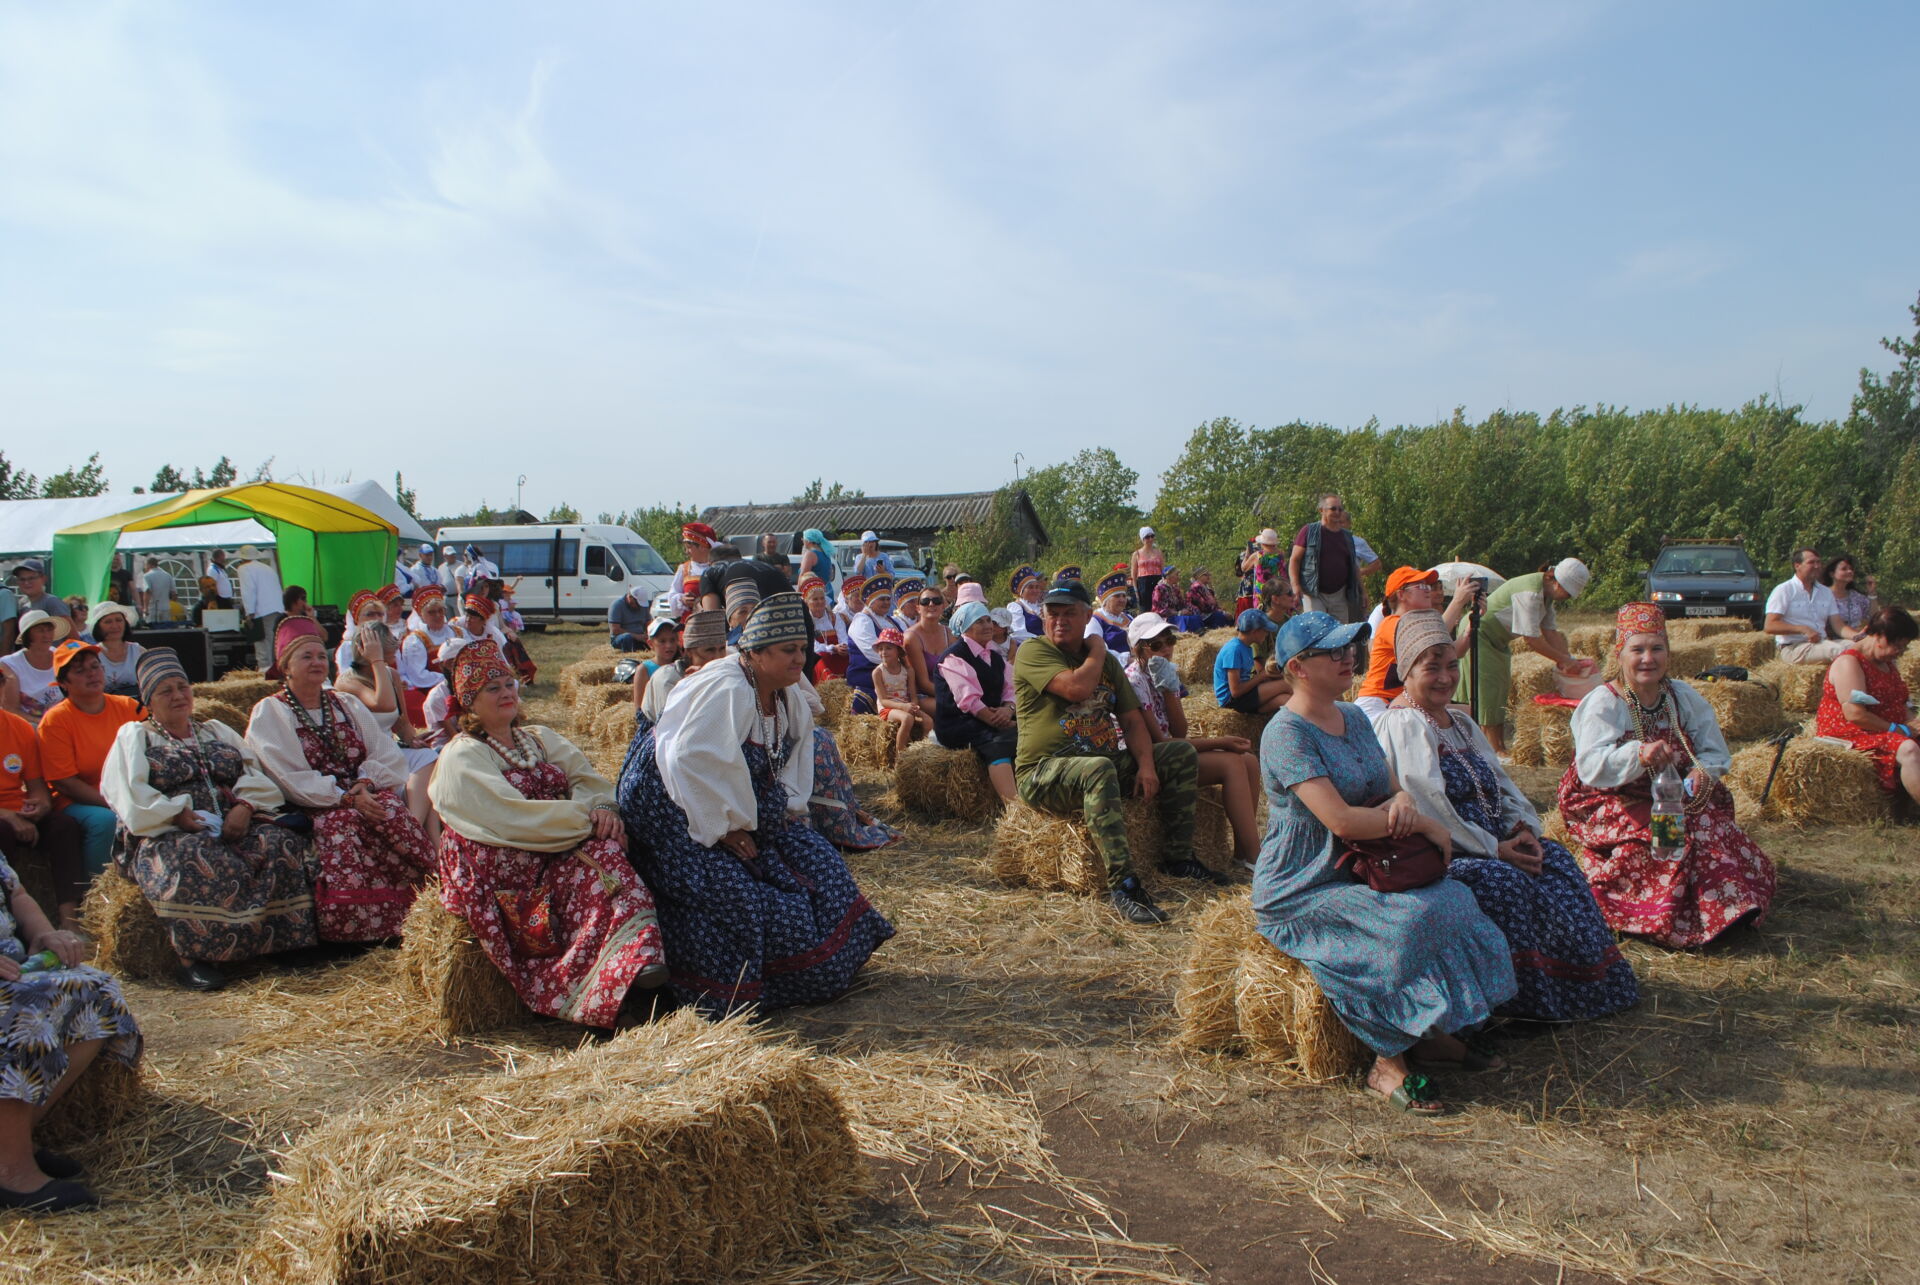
{"left": 558, "top": 658, "right": 620, "bottom": 709}
{"left": 1173, "top": 631, "right": 1228, "bottom": 688}
{"left": 1694, "top": 678, "right": 1788, "bottom": 741}
{"left": 1667, "top": 616, "right": 1757, "bottom": 643}
{"left": 395, "top": 881, "right": 528, "bottom": 1039}
{"left": 192, "top": 672, "right": 277, "bottom": 716}
{"left": 38, "top": 1057, "right": 149, "bottom": 1150}
{"left": 1713, "top": 630, "right": 1781, "bottom": 671}
{"left": 248, "top": 1009, "right": 866, "bottom": 1285}
{"left": 591, "top": 701, "right": 639, "bottom": 757}
{"left": 193, "top": 699, "right": 251, "bottom": 736}
{"left": 82, "top": 866, "right": 177, "bottom": 983}
{"left": 988, "top": 787, "right": 1231, "bottom": 893}
{"left": 1900, "top": 647, "right": 1920, "bottom": 695}
{"left": 892, "top": 741, "right": 1001, "bottom": 822}
{"left": 1725, "top": 737, "right": 1887, "bottom": 826}
{"left": 1755, "top": 658, "right": 1827, "bottom": 717}
{"left": 815, "top": 678, "right": 852, "bottom": 731}
{"left": 1566, "top": 625, "right": 1616, "bottom": 662}
{"left": 1508, "top": 652, "right": 1559, "bottom": 714}
{"left": 837, "top": 715, "right": 899, "bottom": 773}
{"left": 571, "top": 681, "right": 631, "bottom": 735}
{"left": 1181, "top": 692, "right": 1269, "bottom": 743}
{"left": 1508, "top": 698, "right": 1575, "bottom": 769}
{"left": 1174, "top": 899, "right": 1368, "bottom": 1082}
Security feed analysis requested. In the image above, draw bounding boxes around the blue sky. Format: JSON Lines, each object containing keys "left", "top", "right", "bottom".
{"left": 2, "top": 1, "right": 1914, "bottom": 520}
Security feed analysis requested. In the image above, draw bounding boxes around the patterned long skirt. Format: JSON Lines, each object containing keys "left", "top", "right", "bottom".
{"left": 437, "top": 760, "right": 665, "bottom": 1028}
{"left": 808, "top": 728, "right": 900, "bottom": 851}
{"left": 308, "top": 791, "right": 434, "bottom": 941}
{"left": 617, "top": 728, "right": 894, "bottom": 1018}
{"left": 1557, "top": 764, "right": 1775, "bottom": 949}
{"left": 129, "top": 826, "right": 318, "bottom": 966}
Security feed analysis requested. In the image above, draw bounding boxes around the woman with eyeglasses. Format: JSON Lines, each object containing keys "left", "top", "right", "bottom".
{"left": 428, "top": 640, "right": 667, "bottom": 1029}
{"left": 1255, "top": 611, "right": 1517, "bottom": 1117}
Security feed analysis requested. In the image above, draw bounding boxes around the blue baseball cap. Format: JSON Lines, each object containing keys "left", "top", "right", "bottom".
{"left": 1274, "top": 611, "right": 1371, "bottom": 669}
{"left": 1235, "top": 608, "right": 1276, "bottom": 633}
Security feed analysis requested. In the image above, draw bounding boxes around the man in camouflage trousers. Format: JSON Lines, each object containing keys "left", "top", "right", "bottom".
{"left": 1011, "top": 577, "right": 1223, "bottom": 925}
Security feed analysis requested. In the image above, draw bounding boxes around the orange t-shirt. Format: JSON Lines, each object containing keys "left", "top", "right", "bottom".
{"left": 1356, "top": 614, "right": 1403, "bottom": 702}
{"left": 38, "top": 694, "right": 143, "bottom": 793}
{"left": 0, "top": 710, "right": 42, "bottom": 812}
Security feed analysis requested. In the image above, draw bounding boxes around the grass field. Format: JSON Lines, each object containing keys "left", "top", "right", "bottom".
{"left": 8, "top": 622, "right": 1915, "bottom": 1284}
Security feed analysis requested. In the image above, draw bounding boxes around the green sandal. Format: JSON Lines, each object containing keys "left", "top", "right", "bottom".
{"left": 1376, "top": 1073, "right": 1446, "bottom": 1115}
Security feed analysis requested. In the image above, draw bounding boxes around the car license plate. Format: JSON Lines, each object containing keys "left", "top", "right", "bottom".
{"left": 1683, "top": 606, "right": 1727, "bottom": 617}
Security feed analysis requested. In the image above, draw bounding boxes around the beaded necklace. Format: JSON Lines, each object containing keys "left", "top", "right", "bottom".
{"left": 150, "top": 716, "right": 218, "bottom": 808}
{"left": 282, "top": 685, "right": 343, "bottom": 761}
{"left": 479, "top": 725, "right": 545, "bottom": 771}
{"left": 1619, "top": 680, "right": 1711, "bottom": 816}
{"left": 1413, "top": 703, "right": 1501, "bottom": 827}
{"left": 738, "top": 657, "right": 790, "bottom": 775}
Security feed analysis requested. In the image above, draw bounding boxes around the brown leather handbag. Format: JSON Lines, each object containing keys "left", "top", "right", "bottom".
{"left": 1334, "top": 797, "right": 1448, "bottom": 892}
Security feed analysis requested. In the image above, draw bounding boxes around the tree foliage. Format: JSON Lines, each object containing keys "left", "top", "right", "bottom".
{"left": 790, "top": 478, "right": 865, "bottom": 505}
{"left": 40, "top": 453, "right": 109, "bottom": 498}
{"left": 0, "top": 453, "right": 37, "bottom": 501}
{"left": 394, "top": 472, "right": 419, "bottom": 519}
{"left": 596, "top": 502, "right": 702, "bottom": 558}
{"left": 545, "top": 502, "right": 582, "bottom": 523}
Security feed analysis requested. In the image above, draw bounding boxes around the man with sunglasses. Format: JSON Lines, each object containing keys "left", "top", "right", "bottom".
{"left": 1013, "top": 579, "right": 1221, "bottom": 926}
{"left": 1289, "top": 493, "right": 1376, "bottom": 624}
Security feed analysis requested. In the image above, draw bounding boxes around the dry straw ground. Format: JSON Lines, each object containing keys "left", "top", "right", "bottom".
{"left": 9, "top": 623, "right": 1917, "bottom": 1284}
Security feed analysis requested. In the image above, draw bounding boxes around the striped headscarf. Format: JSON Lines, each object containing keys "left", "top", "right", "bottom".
{"left": 738, "top": 593, "right": 810, "bottom": 651}
{"left": 135, "top": 648, "right": 191, "bottom": 706}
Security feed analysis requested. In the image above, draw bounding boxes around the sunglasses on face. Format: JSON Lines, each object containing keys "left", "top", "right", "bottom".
{"left": 921, "top": 596, "right": 943, "bottom": 606}
{"left": 1295, "top": 644, "right": 1353, "bottom": 663}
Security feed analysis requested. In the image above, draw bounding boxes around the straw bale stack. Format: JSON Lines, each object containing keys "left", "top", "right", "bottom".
{"left": 1693, "top": 678, "right": 1787, "bottom": 742}
{"left": 579, "top": 643, "right": 624, "bottom": 666}
{"left": 1508, "top": 652, "right": 1559, "bottom": 712}
{"left": 1756, "top": 658, "right": 1826, "bottom": 716}
{"left": 1667, "top": 616, "right": 1755, "bottom": 643}
{"left": 1900, "top": 647, "right": 1920, "bottom": 695}
{"left": 592, "top": 701, "right": 639, "bottom": 758}
{"left": 394, "top": 882, "right": 528, "bottom": 1039}
{"left": 193, "top": 699, "right": 251, "bottom": 735}
{"left": 892, "top": 741, "right": 1001, "bottom": 823}
{"left": 249, "top": 1010, "right": 866, "bottom": 1285}
{"left": 38, "top": 1058, "right": 148, "bottom": 1149}
{"left": 1566, "top": 625, "right": 1615, "bottom": 662}
{"left": 1603, "top": 640, "right": 1719, "bottom": 682}
{"left": 1510, "top": 699, "right": 1575, "bottom": 769}
{"left": 1725, "top": 737, "right": 1885, "bottom": 825}
{"left": 1181, "top": 693, "right": 1268, "bottom": 742}
{"left": 837, "top": 715, "right": 899, "bottom": 773}
{"left": 988, "top": 787, "right": 1231, "bottom": 893}
{"left": 1173, "top": 631, "right": 1228, "bottom": 687}
{"left": 558, "top": 658, "right": 620, "bottom": 709}
{"left": 815, "top": 678, "right": 852, "bottom": 731}
{"left": 572, "top": 681, "right": 630, "bottom": 736}
{"left": 1173, "top": 899, "right": 1367, "bottom": 1082}
{"left": 82, "top": 866, "right": 176, "bottom": 982}
{"left": 192, "top": 670, "right": 277, "bottom": 714}
{"left": 1712, "top": 630, "right": 1780, "bottom": 670}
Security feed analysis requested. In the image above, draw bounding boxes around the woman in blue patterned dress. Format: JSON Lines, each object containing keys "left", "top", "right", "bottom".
{"left": 1256, "top": 612, "right": 1518, "bottom": 1116}
{"left": 0, "top": 852, "right": 142, "bottom": 1211}
{"left": 1375, "top": 612, "right": 1638, "bottom": 1023}
{"left": 617, "top": 593, "right": 894, "bottom": 1017}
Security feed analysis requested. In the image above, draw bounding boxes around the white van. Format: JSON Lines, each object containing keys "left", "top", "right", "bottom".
{"left": 433, "top": 523, "right": 675, "bottom": 621}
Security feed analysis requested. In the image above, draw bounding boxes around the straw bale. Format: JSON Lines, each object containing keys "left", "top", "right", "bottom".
{"left": 1725, "top": 737, "right": 1886, "bottom": 826}
{"left": 1508, "top": 652, "right": 1558, "bottom": 711}
{"left": 1727, "top": 783, "right": 1762, "bottom": 830}
{"left": 570, "top": 675, "right": 629, "bottom": 721}
{"left": 1667, "top": 616, "right": 1754, "bottom": 643}
{"left": 193, "top": 698, "right": 250, "bottom": 735}
{"left": 590, "top": 698, "right": 638, "bottom": 755}
{"left": 82, "top": 866, "right": 177, "bottom": 982}
{"left": 1174, "top": 899, "right": 1367, "bottom": 1083}
{"left": 989, "top": 788, "right": 1229, "bottom": 893}
{"left": 192, "top": 672, "right": 278, "bottom": 715}
{"left": 249, "top": 1010, "right": 866, "bottom": 1285}
{"left": 815, "top": 678, "right": 852, "bottom": 731}
{"left": 1506, "top": 708, "right": 1543, "bottom": 766}
{"left": 1566, "top": 625, "right": 1615, "bottom": 661}
{"left": 1512, "top": 699, "right": 1575, "bottom": 769}
{"left": 558, "top": 658, "right": 620, "bottom": 708}
{"left": 1900, "top": 647, "right": 1920, "bottom": 695}
{"left": 1756, "top": 658, "right": 1826, "bottom": 716}
{"left": 1539, "top": 808, "right": 1571, "bottom": 850}
{"left": 1693, "top": 678, "right": 1787, "bottom": 742}
{"left": 393, "top": 881, "right": 528, "bottom": 1039}
{"left": 1183, "top": 695, "right": 1268, "bottom": 743}
{"left": 38, "top": 1057, "right": 149, "bottom": 1149}
{"left": 1173, "top": 632, "right": 1226, "bottom": 687}
{"left": 838, "top": 715, "right": 899, "bottom": 773}
{"left": 1713, "top": 630, "right": 1779, "bottom": 670}
{"left": 892, "top": 741, "right": 1001, "bottom": 823}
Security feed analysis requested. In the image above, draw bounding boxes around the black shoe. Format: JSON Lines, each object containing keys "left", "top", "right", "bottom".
{"left": 0, "top": 1179, "right": 98, "bottom": 1212}
{"left": 33, "top": 1149, "right": 82, "bottom": 1181}
{"left": 1161, "top": 858, "right": 1231, "bottom": 886}
{"left": 179, "top": 962, "right": 227, "bottom": 992}
{"left": 1108, "top": 878, "right": 1170, "bottom": 925}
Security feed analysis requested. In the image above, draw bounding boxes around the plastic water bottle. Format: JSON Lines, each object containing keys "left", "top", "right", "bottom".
{"left": 1650, "top": 762, "right": 1685, "bottom": 859}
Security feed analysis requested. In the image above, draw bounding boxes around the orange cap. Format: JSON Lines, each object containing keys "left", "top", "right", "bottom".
{"left": 1384, "top": 565, "right": 1439, "bottom": 599}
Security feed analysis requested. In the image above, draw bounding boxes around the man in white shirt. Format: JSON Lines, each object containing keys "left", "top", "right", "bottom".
{"left": 234, "top": 545, "right": 285, "bottom": 669}
{"left": 437, "top": 545, "right": 462, "bottom": 596}
{"left": 138, "top": 557, "right": 174, "bottom": 623}
{"left": 1764, "top": 546, "right": 1857, "bottom": 664}
{"left": 409, "top": 544, "right": 439, "bottom": 594}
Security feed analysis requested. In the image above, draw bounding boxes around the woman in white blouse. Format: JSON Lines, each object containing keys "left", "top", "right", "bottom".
{"left": 244, "top": 617, "right": 434, "bottom": 944}
{"left": 615, "top": 592, "right": 894, "bottom": 1017}
{"left": 85, "top": 602, "right": 144, "bottom": 698}
{"left": 427, "top": 639, "right": 666, "bottom": 1030}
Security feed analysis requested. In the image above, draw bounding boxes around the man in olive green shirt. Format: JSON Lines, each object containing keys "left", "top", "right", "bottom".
{"left": 1013, "top": 578, "right": 1217, "bottom": 925}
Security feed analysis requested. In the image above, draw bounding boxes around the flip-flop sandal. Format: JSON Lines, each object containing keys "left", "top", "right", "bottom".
{"left": 1374, "top": 1072, "right": 1446, "bottom": 1115}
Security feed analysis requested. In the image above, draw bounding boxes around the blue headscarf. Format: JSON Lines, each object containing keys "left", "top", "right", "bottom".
{"left": 801, "top": 529, "right": 837, "bottom": 588}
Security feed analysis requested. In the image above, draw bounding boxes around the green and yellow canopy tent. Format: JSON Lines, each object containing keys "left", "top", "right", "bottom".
{"left": 51, "top": 483, "right": 398, "bottom": 612}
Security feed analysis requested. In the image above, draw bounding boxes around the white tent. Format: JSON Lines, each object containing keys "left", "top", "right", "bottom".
{"left": 0, "top": 481, "right": 430, "bottom": 561}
